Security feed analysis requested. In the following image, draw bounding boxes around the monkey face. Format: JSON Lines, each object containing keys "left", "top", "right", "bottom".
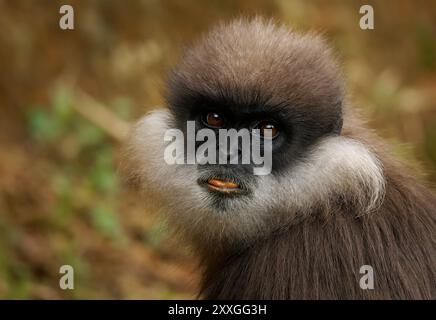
{"left": 123, "top": 19, "right": 384, "bottom": 248}
{"left": 170, "top": 93, "right": 330, "bottom": 209}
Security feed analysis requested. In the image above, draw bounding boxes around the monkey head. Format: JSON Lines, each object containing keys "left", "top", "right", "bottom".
{"left": 123, "top": 18, "right": 385, "bottom": 252}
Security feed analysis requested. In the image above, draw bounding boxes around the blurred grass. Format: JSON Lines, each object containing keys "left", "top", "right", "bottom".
{"left": 0, "top": 0, "right": 435, "bottom": 299}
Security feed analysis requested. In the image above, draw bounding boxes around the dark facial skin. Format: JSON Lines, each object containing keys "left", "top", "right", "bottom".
{"left": 171, "top": 88, "right": 342, "bottom": 160}
{"left": 167, "top": 90, "right": 342, "bottom": 212}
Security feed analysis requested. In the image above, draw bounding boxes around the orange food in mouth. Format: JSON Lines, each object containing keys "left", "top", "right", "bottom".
{"left": 207, "top": 178, "right": 240, "bottom": 190}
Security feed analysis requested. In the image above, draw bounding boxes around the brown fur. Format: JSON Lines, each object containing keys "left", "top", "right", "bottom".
{"left": 124, "top": 18, "right": 436, "bottom": 299}
{"left": 191, "top": 20, "right": 436, "bottom": 299}
{"left": 200, "top": 112, "right": 436, "bottom": 299}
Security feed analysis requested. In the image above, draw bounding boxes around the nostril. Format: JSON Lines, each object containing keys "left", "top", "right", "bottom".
{"left": 227, "top": 148, "right": 242, "bottom": 163}
{"left": 216, "top": 143, "right": 243, "bottom": 164}
{"left": 227, "top": 152, "right": 235, "bottom": 163}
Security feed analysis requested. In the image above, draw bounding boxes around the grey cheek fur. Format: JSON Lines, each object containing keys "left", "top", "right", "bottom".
{"left": 125, "top": 108, "right": 385, "bottom": 246}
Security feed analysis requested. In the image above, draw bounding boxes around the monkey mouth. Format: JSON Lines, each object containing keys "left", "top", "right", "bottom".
{"left": 207, "top": 178, "right": 241, "bottom": 193}
{"left": 198, "top": 176, "right": 247, "bottom": 195}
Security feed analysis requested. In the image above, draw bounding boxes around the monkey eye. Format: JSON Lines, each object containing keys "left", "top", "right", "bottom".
{"left": 202, "top": 111, "right": 225, "bottom": 128}
{"left": 253, "top": 120, "right": 280, "bottom": 139}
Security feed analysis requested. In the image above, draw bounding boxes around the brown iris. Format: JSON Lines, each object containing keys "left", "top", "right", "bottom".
{"left": 204, "top": 111, "right": 225, "bottom": 128}
{"left": 256, "top": 120, "right": 279, "bottom": 138}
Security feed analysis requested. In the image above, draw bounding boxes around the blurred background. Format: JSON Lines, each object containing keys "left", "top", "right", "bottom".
{"left": 0, "top": 0, "right": 435, "bottom": 299}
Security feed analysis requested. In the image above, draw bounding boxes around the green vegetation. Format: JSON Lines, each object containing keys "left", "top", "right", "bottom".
{"left": 0, "top": 0, "right": 435, "bottom": 299}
